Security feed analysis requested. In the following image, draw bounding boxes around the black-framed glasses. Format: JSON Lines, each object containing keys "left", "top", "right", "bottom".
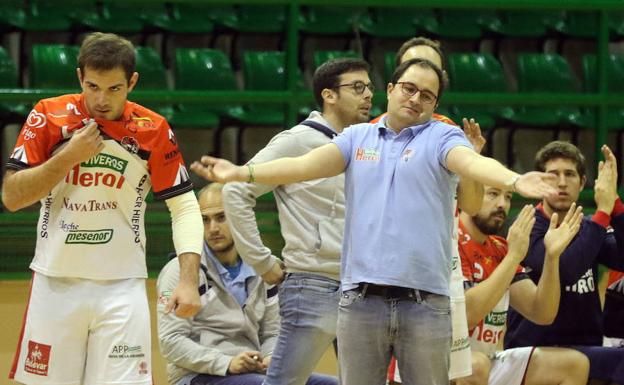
{"left": 334, "top": 81, "right": 374, "bottom": 94}
{"left": 395, "top": 82, "right": 438, "bottom": 105}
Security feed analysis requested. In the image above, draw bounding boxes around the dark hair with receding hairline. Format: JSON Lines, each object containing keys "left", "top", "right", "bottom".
{"left": 391, "top": 58, "right": 447, "bottom": 103}
{"left": 534, "top": 141, "right": 586, "bottom": 179}
{"left": 395, "top": 37, "right": 445, "bottom": 67}
{"left": 312, "top": 57, "right": 370, "bottom": 108}
{"left": 78, "top": 32, "right": 136, "bottom": 84}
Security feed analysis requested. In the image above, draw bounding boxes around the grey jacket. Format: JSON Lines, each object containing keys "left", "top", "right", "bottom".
{"left": 157, "top": 251, "right": 280, "bottom": 385}
{"left": 223, "top": 111, "right": 345, "bottom": 281}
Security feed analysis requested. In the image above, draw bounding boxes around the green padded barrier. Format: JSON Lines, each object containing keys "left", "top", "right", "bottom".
{"left": 0, "top": 47, "right": 29, "bottom": 118}
{"left": 0, "top": 0, "right": 25, "bottom": 31}
{"left": 447, "top": 53, "right": 514, "bottom": 130}
{"left": 513, "top": 53, "right": 589, "bottom": 128}
{"left": 30, "top": 44, "right": 80, "bottom": 89}
{"left": 171, "top": 48, "right": 235, "bottom": 128}
{"left": 581, "top": 54, "right": 624, "bottom": 164}
{"left": 214, "top": 5, "right": 286, "bottom": 33}
{"left": 383, "top": 51, "right": 396, "bottom": 85}
{"left": 83, "top": 1, "right": 167, "bottom": 34}
{"left": 134, "top": 47, "right": 174, "bottom": 121}
{"left": 162, "top": 3, "right": 215, "bottom": 33}
{"left": 242, "top": 51, "right": 287, "bottom": 125}
{"left": 300, "top": 6, "right": 363, "bottom": 35}
{"left": 427, "top": 9, "right": 495, "bottom": 39}
{"left": 312, "top": 50, "right": 361, "bottom": 70}
{"left": 234, "top": 5, "right": 286, "bottom": 33}
{"left": 554, "top": 11, "right": 599, "bottom": 38}
{"left": 484, "top": 10, "right": 564, "bottom": 37}
{"left": 21, "top": 0, "right": 82, "bottom": 32}
{"left": 357, "top": 8, "right": 417, "bottom": 38}
{"left": 609, "top": 12, "right": 624, "bottom": 37}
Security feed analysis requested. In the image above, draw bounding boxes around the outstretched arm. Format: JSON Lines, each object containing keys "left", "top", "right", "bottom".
{"left": 457, "top": 118, "right": 485, "bottom": 215}
{"left": 446, "top": 146, "right": 556, "bottom": 200}
{"left": 191, "top": 143, "right": 346, "bottom": 185}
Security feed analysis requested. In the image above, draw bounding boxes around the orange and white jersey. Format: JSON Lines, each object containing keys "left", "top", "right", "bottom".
{"left": 459, "top": 221, "right": 524, "bottom": 357}
{"left": 7, "top": 94, "right": 193, "bottom": 280}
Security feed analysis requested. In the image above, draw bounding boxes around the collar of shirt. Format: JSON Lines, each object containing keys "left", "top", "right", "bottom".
{"left": 377, "top": 115, "right": 434, "bottom": 137}
{"left": 203, "top": 242, "right": 255, "bottom": 286}
{"left": 307, "top": 110, "right": 339, "bottom": 134}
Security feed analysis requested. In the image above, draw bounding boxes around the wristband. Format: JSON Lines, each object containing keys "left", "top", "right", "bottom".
{"left": 247, "top": 163, "right": 255, "bottom": 183}
{"left": 507, "top": 175, "right": 520, "bottom": 192}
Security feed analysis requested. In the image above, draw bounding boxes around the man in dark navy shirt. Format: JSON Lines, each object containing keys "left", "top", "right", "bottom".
{"left": 505, "top": 141, "right": 624, "bottom": 385}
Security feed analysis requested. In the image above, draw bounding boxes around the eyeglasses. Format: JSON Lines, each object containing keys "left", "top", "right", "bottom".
{"left": 395, "top": 82, "right": 438, "bottom": 105}
{"left": 334, "top": 81, "right": 375, "bottom": 94}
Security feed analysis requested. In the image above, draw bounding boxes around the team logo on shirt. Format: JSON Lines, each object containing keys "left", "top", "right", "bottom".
{"left": 402, "top": 149, "right": 414, "bottom": 162}
{"left": 24, "top": 341, "right": 51, "bottom": 376}
{"left": 25, "top": 109, "right": 46, "bottom": 128}
{"left": 121, "top": 136, "right": 140, "bottom": 154}
{"left": 355, "top": 147, "right": 380, "bottom": 161}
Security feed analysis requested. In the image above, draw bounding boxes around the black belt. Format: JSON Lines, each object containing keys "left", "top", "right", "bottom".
{"left": 357, "top": 283, "right": 427, "bottom": 300}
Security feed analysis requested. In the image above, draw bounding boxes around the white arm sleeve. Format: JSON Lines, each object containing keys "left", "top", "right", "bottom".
{"left": 165, "top": 190, "right": 203, "bottom": 256}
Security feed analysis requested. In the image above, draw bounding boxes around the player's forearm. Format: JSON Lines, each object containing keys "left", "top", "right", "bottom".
{"left": 2, "top": 151, "right": 77, "bottom": 211}
{"left": 177, "top": 252, "right": 200, "bottom": 288}
{"left": 465, "top": 256, "right": 521, "bottom": 329}
{"left": 530, "top": 254, "right": 561, "bottom": 324}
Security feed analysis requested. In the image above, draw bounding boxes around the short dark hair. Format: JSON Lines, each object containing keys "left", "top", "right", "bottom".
{"left": 534, "top": 140, "right": 586, "bottom": 179}
{"left": 78, "top": 32, "right": 135, "bottom": 84}
{"left": 312, "top": 58, "right": 370, "bottom": 108}
{"left": 391, "top": 58, "right": 447, "bottom": 102}
{"left": 395, "top": 37, "right": 445, "bottom": 67}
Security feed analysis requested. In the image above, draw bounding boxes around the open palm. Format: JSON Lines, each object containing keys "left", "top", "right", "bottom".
{"left": 544, "top": 203, "right": 584, "bottom": 259}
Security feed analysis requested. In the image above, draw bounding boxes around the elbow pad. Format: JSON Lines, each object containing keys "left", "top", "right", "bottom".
{"left": 165, "top": 191, "right": 203, "bottom": 256}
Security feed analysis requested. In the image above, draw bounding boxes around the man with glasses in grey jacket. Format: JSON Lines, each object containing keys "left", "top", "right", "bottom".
{"left": 157, "top": 183, "right": 336, "bottom": 385}
{"left": 217, "top": 58, "right": 373, "bottom": 385}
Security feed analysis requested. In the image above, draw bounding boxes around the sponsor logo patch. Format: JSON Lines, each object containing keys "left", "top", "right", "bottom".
{"left": 23, "top": 128, "right": 36, "bottom": 141}
{"left": 65, "top": 229, "right": 114, "bottom": 244}
{"left": 355, "top": 147, "right": 380, "bottom": 161}
{"left": 65, "top": 164, "right": 125, "bottom": 189}
{"left": 59, "top": 219, "right": 79, "bottom": 232}
{"left": 109, "top": 343, "right": 145, "bottom": 359}
{"left": 81, "top": 153, "right": 128, "bottom": 174}
{"left": 138, "top": 360, "right": 148, "bottom": 375}
{"left": 24, "top": 341, "right": 51, "bottom": 376}
{"left": 26, "top": 109, "right": 46, "bottom": 128}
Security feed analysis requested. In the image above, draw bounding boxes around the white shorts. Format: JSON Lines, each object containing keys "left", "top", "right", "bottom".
{"left": 10, "top": 273, "right": 152, "bottom": 385}
{"left": 449, "top": 296, "right": 471, "bottom": 380}
{"left": 489, "top": 347, "right": 535, "bottom": 385}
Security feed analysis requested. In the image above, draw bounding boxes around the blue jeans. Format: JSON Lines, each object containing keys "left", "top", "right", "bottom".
{"left": 337, "top": 289, "right": 451, "bottom": 385}
{"left": 262, "top": 273, "right": 340, "bottom": 385}
{"left": 185, "top": 372, "right": 337, "bottom": 385}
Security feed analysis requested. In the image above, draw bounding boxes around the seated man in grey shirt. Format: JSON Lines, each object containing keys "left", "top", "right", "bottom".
{"left": 157, "top": 183, "right": 336, "bottom": 385}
